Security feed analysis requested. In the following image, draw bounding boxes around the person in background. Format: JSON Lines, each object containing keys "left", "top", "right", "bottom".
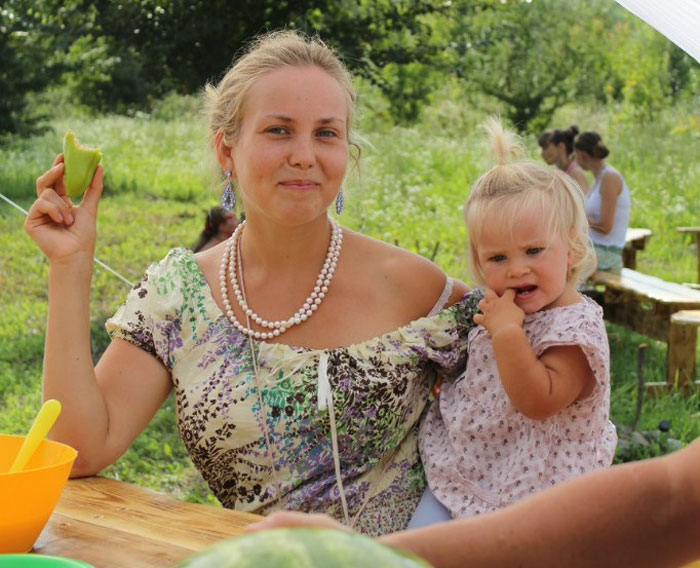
{"left": 538, "top": 125, "right": 589, "bottom": 193}
{"left": 191, "top": 206, "right": 240, "bottom": 253}
{"left": 574, "top": 131, "right": 631, "bottom": 273}
{"left": 410, "top": 118, "right": 614, "bottom": 527}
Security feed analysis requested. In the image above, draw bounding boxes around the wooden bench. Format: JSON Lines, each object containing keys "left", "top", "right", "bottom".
{"left": 623, "top": 228, "right": 652, "bottom": 269}
{"left": 677, "top": 226, "right": 700, "bottom": 283}
{"left": 591, "top": 268, "right": 700, "bottom": 389}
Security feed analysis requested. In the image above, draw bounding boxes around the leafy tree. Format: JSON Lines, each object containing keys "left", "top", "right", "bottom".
{"left": 0, "top": 0, "right": 100, "bottom": 136}
{"left": 308, "top": 0, "right": 448, "bottom": 123}
{"left": 443, "top": 0, "right": 621, "bottom": 132}
{"left": 65, "top": 0, "right": 446, "bottom": 121}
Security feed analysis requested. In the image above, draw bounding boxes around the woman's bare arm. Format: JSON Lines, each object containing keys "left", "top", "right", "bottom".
{"left": 381, "top": 438, "right": 700, "bottom": 568}
{"left": 588, "top": 170, "right": 622, "bottom": 234}
{"left": 26, "top": 158, "right": 172, "bottom": 476}
{"left": 248, "top": 439, "right": 700, "bottom": 567}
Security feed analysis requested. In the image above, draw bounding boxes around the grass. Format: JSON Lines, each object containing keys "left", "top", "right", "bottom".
{"left": 1, "top": 86, "right": 699, "bottom": 503}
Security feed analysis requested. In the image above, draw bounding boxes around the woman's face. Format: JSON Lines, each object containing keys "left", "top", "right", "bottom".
{"left": 227, "top": 65, "right": 349, "bottom": 227}
{"left": 574, "top": 149, "right": 592, "bottom": 171}
{"left": 540, "top": 142, "right": 558, "bottom": 165}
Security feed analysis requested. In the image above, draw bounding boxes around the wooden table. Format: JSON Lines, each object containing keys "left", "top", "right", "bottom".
{"left": 623, "top": 227, "right": 653, "bottom": 269}
{"left": 592, "top": 268, "right": 700, "bottom": 388}
{"left": 33, "top": 477, "right": 262, "bottom": 567}
{"left": 28, "top": 476, "right": 700, "bottom": 568}
{"left": 677, "top": 227, "right": 700, "bottom": 283}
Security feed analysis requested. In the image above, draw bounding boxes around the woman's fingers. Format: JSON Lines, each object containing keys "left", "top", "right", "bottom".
{"left": 30, "top": 197, "right": 69, "bottom": 225}
{"left": 36, "top": 162, "right": 66, "bottom": 198}
{"left": 81, "top": 165, "right": 104, "bottom": 216}
{"left": 35, "top": 188, "right": 74, "bottom": 225}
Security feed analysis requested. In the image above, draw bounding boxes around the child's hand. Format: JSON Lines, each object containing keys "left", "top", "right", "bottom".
{"left": 473, "top": 289, "right": 525, "bottom": 336}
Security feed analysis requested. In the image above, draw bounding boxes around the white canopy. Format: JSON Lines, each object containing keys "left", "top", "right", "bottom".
{"left": 616, "top": 0, "right": 700, "bottom": 63}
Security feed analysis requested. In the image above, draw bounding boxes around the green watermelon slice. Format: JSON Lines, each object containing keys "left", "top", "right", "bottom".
{"left": 176, "top": 527, "right": 433, "bottom": 568}
{"left": 63, "top": 129, "right": 102, "bottom": 197}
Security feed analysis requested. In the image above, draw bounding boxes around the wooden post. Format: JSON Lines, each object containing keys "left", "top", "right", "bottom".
{"left": 695, "top": 232, "right": 700, "bottom": 284}
{"left": 622, "top": 247, "right": 636, "bottom": 270}
{"left": 667, "top": 313, "right": 699, "bottom": 387}
{"left": 632, "top": 344, "right": 647, "bottom": 430}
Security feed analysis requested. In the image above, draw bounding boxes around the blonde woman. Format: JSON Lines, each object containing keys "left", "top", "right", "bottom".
{"left": 24, "top": 31, "right": 477, "bottom": 536}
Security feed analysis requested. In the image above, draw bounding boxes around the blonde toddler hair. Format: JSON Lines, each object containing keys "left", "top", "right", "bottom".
{"left": 203, "top": 30, "right": 357, "bottom": 152}
{"left": 465, "top": 117, "right": 595, "bottom": 286}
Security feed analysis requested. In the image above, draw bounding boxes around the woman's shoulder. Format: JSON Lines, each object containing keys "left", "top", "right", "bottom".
{"left": 600, "top": 165, "right": 623, "bottom": 186}
{"left": 342, "top": 229, "right": 465, "bottom": 314}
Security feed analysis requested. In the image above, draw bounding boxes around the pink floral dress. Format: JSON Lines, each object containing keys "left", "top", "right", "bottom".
{"left": 419, "top": 295, "right": 617, "bottom": 518}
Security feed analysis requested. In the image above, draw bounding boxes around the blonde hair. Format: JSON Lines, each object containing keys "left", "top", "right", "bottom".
{"left": 203, "top": 30, "right": 357, "bottom": 153}
{"left": 465, "top": 117, "right": 595, "bottom": 286}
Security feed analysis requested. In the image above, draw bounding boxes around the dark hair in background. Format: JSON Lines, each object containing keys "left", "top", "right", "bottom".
{"left": 537, "top": 130, "right": 553, "bottom": 148}
{"left": 549, "top": 125, "right": 579, "bottom": 155}
{"left": 538, "top": 125, "right": 579, "bottom": 155}
{"left": 574, "top": 131, "right": 610, "bottom": 159}
{"left": 192, "top": 206, "right": 228, "bottom": 253}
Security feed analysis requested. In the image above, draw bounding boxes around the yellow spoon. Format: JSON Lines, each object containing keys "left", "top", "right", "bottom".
{"left": 8, "top": 399, "right": 62, "bottom": 473}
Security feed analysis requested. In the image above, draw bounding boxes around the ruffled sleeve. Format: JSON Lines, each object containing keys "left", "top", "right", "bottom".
{"left": 105, "top": 248, "right": 190, "bottom": 370}
{"left": 421, "top": 288, "right": 482, "bottom": 381}
{"left": 528, "top": 297, "right": 609, "bottom": 390}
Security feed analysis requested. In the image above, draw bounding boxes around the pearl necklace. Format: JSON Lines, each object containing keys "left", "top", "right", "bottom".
{"left": 219, "top": 218, "right": 343, "bottom": 340}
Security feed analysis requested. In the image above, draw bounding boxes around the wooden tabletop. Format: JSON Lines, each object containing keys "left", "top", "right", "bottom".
{"left": 28, "top": 476, "right": 700, "bottom": 568}
{"left": 593, "top": 268, "right": 700, "bottom": 305}
{"left": 625, "top": 227, "right": 652, "bottom": 244}
{"left": 34, "top": 477, "right": 262, "bottom": 567}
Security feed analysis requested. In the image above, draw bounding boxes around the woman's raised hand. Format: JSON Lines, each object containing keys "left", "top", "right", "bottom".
{"left": 24, "top": 154, "right": 104, "bottom": 264}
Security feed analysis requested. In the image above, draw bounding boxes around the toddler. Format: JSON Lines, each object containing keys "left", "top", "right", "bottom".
{"left": 412, "top": 118, "right": 617, "bottom": 525}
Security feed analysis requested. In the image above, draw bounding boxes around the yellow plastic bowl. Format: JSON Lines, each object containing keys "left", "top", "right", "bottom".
{"left": 0, "top": 434, "right": 77, "bottom": 553}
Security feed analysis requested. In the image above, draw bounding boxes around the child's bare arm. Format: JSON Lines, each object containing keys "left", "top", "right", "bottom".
{"left": 474, "top": 289, "right": 594, "bottom": 419}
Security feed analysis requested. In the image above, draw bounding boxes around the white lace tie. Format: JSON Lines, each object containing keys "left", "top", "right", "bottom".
{"left": 318, "top": 352, "right": 350, "bottom": 525}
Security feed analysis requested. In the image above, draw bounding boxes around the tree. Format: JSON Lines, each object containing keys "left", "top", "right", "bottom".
{"left": 0, "top": 1, "right": 78, "bottom": 136}
{"left": 444, "top": 0, "right": 620, "bottom": 133}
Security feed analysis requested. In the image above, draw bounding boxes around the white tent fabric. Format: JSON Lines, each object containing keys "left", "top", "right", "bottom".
{"left": 615, "top": 0, "right": 700, "bottom": 63}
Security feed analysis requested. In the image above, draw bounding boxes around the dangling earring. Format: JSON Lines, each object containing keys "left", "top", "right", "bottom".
{"left": 335, "top": 186, "right": 344, "bottom": 215}
{"left": 222, "top": 170, "right": 235, "bottom": 212}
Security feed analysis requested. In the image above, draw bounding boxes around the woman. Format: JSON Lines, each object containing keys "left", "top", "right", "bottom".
{"left": 191, "top": 206, "right": 240, "bottom": 253}
{"left": 24, "top": 31, "right": 475, "bottom": 536}
{"left": 574, "top": 131, "right": 631, "bottom": 273}
{"left": 538, "top": 125, "right": 589, "bottom": 193}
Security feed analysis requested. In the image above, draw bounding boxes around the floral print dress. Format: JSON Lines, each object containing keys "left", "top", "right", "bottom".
{"left": 106, "top": 248, "right": 479, "bottom": 536}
